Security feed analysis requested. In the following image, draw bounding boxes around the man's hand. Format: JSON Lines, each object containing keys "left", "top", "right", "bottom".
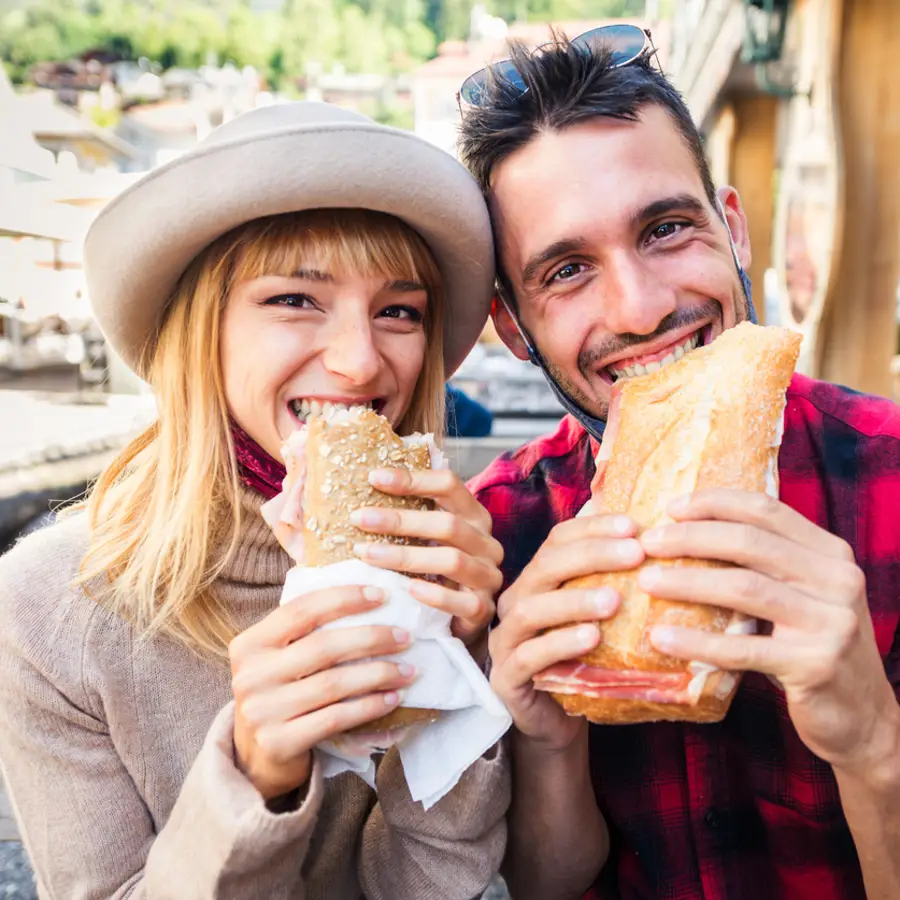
{"left": 640, "top": 488, "right": 900, "bottom": 776}
{"left": 489, "top": 513, "right": 643, "bottom": 752}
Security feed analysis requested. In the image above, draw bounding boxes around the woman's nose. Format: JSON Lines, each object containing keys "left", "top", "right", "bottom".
{"left": 322, "top": 319, "right": 382, "bottom": 384}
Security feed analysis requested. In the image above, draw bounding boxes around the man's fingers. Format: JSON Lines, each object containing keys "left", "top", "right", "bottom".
{"left": 543, "top": 513, "right": 639, "bottom": 547}
{"left": 493, "top": 587, "right": 619, "bottom": 656}
{"left": 349, "top": 507, "right": 504, "bottom": 565}
{"left": 353, "top": 541, "right": 503, "bottom": 595}
{"left": 229, "top": 585, "right": 384, "bottom": 660}
{"left": 637, "top": 564, "right": 830, "bottom": 630}
{"left": 648, "top": 626, "right": 838, "bottom": 681}
{"left": 517, "top": 535, "right": 643, "bottom": 596}
{"left": 492, "top": 624, "right": 601, "bottom": 694}
{"left": 668, "top": 489, "right": 855, "bottom": 561}
{"left": 640, "top": 520, "right": 849, "bottom": 598}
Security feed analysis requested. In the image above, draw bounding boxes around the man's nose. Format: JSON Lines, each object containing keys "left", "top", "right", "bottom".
{"left": 600, "top": 253, "right": 677, "bottom": 336}
{"left": 322, "top": 315, "right": 381, "bottom": 384}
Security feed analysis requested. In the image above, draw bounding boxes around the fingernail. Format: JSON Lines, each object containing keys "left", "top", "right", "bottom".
{"left": 409, "top": 580, "right": 441, "bottom": 600}
{"left": 362, "top": 586, "right": 385, "bottom": 602}
{"left": 591, "top": 588, "right": 618, "bottom": 614}
{"left": 392, "top": 628, "right": 411, "bottom": 645}
{"left": 615, "top": 539, "right": 643, "bottom": 561}
{"left": 354, "top": 542, "right": 393, "bottom": 560}
{"left": 610, "top": 516, "right": 633, "bottom": 536}
{"left": 350, "top": 508, "right": 383, "bottom": 528}
{"left": 638, "top": 566, "right": 663, "bottom": 589}
{"left": 641, "top": 527, "right": 664, "bottom": 545}
{"left": 384, "top": 691, "right": 400, "bottom": 706}
{"left": 651, "top": 626, "right": 676, "bottom": 650}
{"left": 398, "top": 663, "right": 416, "bottom": 678}
{"left": 369, "top": 469, "right": 395, "bottom": 488}
{"left": 576, "top": 624, "right": 600, "bottom": 647}
{"left": 668, "top": 495, "right": 690, "bottom": 516}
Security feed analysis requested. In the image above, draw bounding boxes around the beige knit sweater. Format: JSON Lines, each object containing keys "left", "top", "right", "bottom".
{"left": 0, "top": 492, "right": 509, "bottom": 900}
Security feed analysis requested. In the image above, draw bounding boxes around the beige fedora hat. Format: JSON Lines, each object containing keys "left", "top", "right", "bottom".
{"left": 84, "top": 101, "right": 495, "bottom": 378}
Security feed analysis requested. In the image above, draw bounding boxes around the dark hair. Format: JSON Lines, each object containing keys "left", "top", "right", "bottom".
{"left": 458, "top": 37, "right": 718, "bottom": 210}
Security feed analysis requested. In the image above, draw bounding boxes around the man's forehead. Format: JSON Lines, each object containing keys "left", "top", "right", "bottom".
{"left": 488, "top": 107, "right": 706, "bottom": 262}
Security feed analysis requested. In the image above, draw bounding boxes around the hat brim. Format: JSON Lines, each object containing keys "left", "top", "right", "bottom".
{"left": 84, "top": 120, "right": 495, "bottom": 379}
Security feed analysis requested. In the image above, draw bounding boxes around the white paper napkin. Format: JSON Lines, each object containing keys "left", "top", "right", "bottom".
{"left": 280, "top": 560, "right": 511, "bottom": 808}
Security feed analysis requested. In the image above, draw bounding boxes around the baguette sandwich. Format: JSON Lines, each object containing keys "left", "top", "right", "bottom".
{"left": 266, "top": 405, "right": 443, "bottom": 740}
{"left": 534, "top": 322, "right": 802, "bottom": 725}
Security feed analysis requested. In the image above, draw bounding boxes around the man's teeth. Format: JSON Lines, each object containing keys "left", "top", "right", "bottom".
{"left": 610, "top": 332, "right": 700, "bottom": 382}
{"left": 289, "top": 399, "right": 374, "bottom": 421}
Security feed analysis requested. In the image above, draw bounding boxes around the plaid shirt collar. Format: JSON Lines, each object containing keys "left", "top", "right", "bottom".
{"left": 471, "top": 374, "right": 900, "bottom": 900}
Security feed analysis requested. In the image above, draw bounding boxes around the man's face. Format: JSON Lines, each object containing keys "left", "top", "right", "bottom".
{"left": 489, "top": 104, "right": 752, "bottom": 420}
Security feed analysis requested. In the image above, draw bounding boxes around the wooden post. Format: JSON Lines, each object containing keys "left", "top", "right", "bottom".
{"left": 817, "top": 0, "right": 900, "bottom": 396}
{"left": 729, "top": 95, "right": 779, "bottom": 325}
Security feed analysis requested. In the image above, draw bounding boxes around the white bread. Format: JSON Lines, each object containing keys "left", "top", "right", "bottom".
{"left": 535, "top": 323, "right": 802, "bottom": 725}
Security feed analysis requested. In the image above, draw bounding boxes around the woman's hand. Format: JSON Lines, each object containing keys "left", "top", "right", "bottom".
{"left": 229, "top": 585, "right": 417, "bottom": 802}
{"left": 349, "top": 467, "right": 503, "bottom": 661}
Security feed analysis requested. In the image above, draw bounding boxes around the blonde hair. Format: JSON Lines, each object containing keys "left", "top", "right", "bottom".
{"left": 78, "top": 209, "right": 446, "bottom": 658}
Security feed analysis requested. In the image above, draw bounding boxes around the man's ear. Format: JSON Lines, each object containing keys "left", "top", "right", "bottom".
{"left": 491, "top": 296, "right": 531, "bottom": 361}
{"left": 716, "top": 186, "right": 752, "bottom": 271}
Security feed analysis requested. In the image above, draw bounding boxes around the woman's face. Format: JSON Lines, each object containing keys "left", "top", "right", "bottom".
{"left": 220, "top": 258, "right": 429, "bottom": 459}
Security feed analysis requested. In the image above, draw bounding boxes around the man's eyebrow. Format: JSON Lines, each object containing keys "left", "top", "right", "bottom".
{"left": 292, "top": 267, "right": 333, "bottom": 282}
{"left": 632, "top": 194, "right": 708, "bottom": 228}
{"left": 522, "top": 238, "right": 589, "bottom": 288}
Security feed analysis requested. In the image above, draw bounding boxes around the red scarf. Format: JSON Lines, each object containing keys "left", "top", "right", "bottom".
{"left": 231, "top": 423, "right": 287, "bottom": 500}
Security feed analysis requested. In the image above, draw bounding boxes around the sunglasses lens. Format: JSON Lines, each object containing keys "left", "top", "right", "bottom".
{"left": 577, "top": 23, "right": 647, "bottom": 67}
{"left": 460, "top": 59, "right": 527, "bottom": 106}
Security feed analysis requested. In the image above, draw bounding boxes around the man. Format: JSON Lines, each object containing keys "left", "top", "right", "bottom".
{"left": 458, "top": 32, "right": 900, "bottom": 900}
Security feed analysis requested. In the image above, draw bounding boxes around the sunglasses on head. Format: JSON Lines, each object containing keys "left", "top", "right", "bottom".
{"left": 458, "top": 23, "right": 657, "bottom": 108}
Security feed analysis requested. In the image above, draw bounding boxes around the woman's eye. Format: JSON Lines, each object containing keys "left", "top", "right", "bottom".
{"left": 264, "top": 293, "right": 315, "bottom": 308}
{"left": 379, "top": 305, "right": 423, "bottom": 322}
{"left": 549, "top": 262, "right": 585, "bottom": 284}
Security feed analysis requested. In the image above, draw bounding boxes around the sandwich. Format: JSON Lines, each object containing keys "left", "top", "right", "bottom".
{"left": 265, "top": 404, "right": 443, "bottom": 740}
{"left": 533, "top": 322, "right": 802, "bottom": 725}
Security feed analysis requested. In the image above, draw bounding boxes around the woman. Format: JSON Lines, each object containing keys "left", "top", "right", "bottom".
{"left": 0, "top": 102, "right": 508, "bottom": 899}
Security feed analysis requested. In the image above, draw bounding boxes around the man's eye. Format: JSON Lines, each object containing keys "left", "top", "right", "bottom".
{"left": 264, "top": 293, "right": 315, "bottom": 308}
{"left": 649, "top": 222, "right": 687, "bottom": 242}
{"left": 549, "top": 262, "right": 585, "bottom": 284}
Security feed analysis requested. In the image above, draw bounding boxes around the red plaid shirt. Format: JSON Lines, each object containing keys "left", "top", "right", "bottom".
{"left": 470, "top": 374, "right": 900, "bottom": 900}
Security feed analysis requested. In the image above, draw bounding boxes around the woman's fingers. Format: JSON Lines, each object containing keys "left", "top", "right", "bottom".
{"left": 236, "top": 658, "right": 418, "bottom": 728}
{"left": 369, "top": 466, "right": 491, "bottom": 530}
{"left": 353, "top": 540, "right": 503, "bottom": 595}
{"left": 252, "top": 691, "right": 407, "bottom": 765}
{"left": 350, "top": 506, "right": 503, "bottom": 565}
{"left": 407, "top": 579, "right": 495, "bottom": 643}
{"left": 233, "top": 623, "right": 412, "bottom": 694}
{"left": 229, "top": 585, "right": 385, "bottom": 662}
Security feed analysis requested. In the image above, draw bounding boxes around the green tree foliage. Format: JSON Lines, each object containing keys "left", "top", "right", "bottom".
{"left": 0, "top": 0, "right": 647, "bottom": 86}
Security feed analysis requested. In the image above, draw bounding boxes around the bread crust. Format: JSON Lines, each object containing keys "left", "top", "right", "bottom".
{"left": 346, "top": 706, "right": 442, "bottom": 735}
{"left": 550, "top": 323, "right": 802, "bottom": 724}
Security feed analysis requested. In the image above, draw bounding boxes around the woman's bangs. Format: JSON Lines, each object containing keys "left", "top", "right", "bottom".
{"left": 228, "top": 210, "right": 439, "bottom": 292}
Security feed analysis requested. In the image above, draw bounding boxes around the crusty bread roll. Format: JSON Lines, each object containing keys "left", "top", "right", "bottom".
{"left": 304, "top": 407, "right": 442, "bottom": 736}
{"left": 534, "top": 322, "right": 802, "bottom": 725}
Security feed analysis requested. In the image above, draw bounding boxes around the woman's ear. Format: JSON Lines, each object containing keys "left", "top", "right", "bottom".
{"left": 716, "top": 186, "right": 752, "bottom": 271}
{"left": 491, "top": 296, "right": 531, "bottom": 362}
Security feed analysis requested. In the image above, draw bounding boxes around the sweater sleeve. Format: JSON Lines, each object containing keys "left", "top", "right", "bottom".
{"left": 0, "top": 642, "right": 324, "bottom": 900}
{"left": 0, "top": 522, "right": 323, "bottom": 900}
{"left": 358, "top": 741, "right": 510, "bottom": 900}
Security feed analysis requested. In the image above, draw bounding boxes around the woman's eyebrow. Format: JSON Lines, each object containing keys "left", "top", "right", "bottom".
{"left": 292, "top": 267, "right": 333, "bottom": 281}
{"left": 385, "top": 278, "right": 426, "bottom": 292}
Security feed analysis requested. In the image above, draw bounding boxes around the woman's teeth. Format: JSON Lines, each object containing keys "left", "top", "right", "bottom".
{"left": 289, "top": 399, "right": 374, "bottom": 422}
{"left": 610, "top": 332, "right": 701, "bottom": 382}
